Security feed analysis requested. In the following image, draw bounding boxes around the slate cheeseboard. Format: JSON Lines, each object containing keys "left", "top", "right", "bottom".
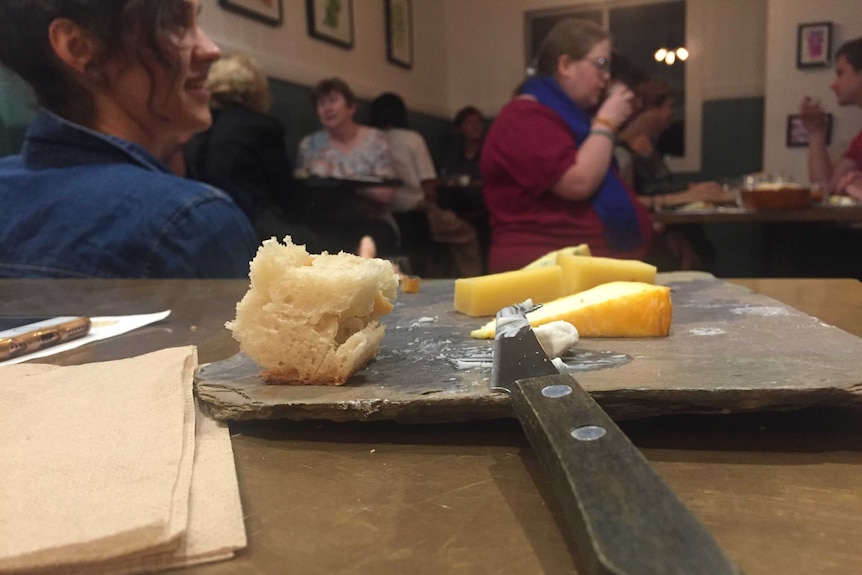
{"left": 194, "top": 272, "right": 862, "bottom": 422}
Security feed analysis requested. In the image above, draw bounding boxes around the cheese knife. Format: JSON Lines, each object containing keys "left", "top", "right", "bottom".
{"left": 492, "top": 303, "right": 741, "bottom": 575}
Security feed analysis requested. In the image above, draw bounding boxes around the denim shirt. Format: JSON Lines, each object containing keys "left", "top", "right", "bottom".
{"left": 0, "top": 110, "right": 257, "bottom": 278}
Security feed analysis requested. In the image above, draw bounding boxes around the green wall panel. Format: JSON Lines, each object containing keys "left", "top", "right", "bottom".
{"left": 0, "top": 71, "right": 36, "bottom": 157}
{"left": 696, "top": 97, "right": 765, "bottom": 278}
{"left": 0, "top": 71, "right": 453, "bottom": 165}
{"left": 700, "top": 97, "right": 764, "bottom": 181}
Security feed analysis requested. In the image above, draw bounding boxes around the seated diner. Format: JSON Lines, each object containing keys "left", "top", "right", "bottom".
{"left": 0, "top": 0, "right": 256, "bottom": 278}
{"left": 295, "top": 78, "right": 399, "bottom": 255}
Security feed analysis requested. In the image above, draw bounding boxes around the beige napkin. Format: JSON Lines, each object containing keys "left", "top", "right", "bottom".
{"left": 0, "top": 346, "right": 246, "bottom": 574}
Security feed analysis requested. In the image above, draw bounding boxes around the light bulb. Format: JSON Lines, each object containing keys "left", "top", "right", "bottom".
{"left": 654, "top": 48, "right": 668, "bottom": 62}
{"left": 665, "top": 51, "right": 676, "bottom": 65}
{"left": 676, "top": 47, "right": 689, "bottom": 61}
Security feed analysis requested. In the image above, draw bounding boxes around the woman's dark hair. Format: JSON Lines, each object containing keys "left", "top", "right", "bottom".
{"left": 610, "top": 51, "right": 648, "bottom": 90}
{"left": 311, "top": 77, "right": 356, "bottom": 107}
{"left": 634, "top": 79, "right": 675, "bottom": 110}
{"left": 0, "top": 0, "right": 191, "bottom": 125}
{"left": 368, "top": 92, "right": 408, "bottom": 129}
{"left": 837, "top": 37, "right": 862, "bottom": 71}
{"left": 453, "top": 106, "right": 482, "bottom": 128}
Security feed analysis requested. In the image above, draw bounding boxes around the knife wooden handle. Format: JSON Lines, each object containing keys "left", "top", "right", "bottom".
{"left": 511, "top": 373, "right": 741, "bottom": 575}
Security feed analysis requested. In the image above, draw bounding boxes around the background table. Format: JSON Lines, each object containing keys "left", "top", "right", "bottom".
{"left": 2, "top": 278, "right": 861, "bottom": 575}
{"left": 651, "top": 204, "right": 862, "bottom": 225}
{"left": 651, "top": 205, "right": 862, "bottom": 279}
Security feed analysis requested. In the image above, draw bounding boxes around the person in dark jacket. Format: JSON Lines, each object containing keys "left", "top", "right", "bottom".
{"left": 184, "top": 53, "right": 319, "bottom": 247}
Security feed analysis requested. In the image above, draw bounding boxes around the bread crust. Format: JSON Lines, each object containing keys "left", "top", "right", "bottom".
{"left": 226, "top": 237, "right": 398, "bottom": 385}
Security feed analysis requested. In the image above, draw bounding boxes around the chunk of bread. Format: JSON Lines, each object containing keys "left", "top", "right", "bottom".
{"left": 470, "top": 281, "right": 671, "bottom": 339}
{"left": 226, "top": 237, "right": 399, "bottom": 385}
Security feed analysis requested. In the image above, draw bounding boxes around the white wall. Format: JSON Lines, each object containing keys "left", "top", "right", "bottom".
{"left": 442, "top": 0, "right": 767, "bottom": 173}
{"left": 763, "top": 0, "right": 862, "bottom": 183}
{"left": 201, "top": 0, "right": 449, "bottom": 117}
{"left": 440, "top": 0, "right": 525, "bottom": 116}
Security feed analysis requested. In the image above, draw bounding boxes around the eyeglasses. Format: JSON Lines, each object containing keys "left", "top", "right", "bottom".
{"left": 586, "top": 56, "right": 612, "bottom": 73}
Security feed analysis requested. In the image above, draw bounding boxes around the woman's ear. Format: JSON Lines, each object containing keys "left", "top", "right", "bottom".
{"left": 48, "top": 18, "right": 99, "bottom": 75}
{"left": 556, "top": 54, "right": 573, "bottom": 77}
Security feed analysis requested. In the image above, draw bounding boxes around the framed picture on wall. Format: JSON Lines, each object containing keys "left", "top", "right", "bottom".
{"left": 306, "top": 0, "right": 354, "bottom": 49}
{"left": 796, "top": 22, "right": 832, "bottom": 69}
{"left": 786, "top": 113, "right": 832, "bottom": 147}
{"left": 218, "top": 0, "right": 283, "bottom": 27}
{"left": 385, "top": 0, "right": 413, "bottom": 69}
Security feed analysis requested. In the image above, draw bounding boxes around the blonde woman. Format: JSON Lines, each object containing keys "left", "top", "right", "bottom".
{"left": 184, "top": 53, "right": 317, "bottom": 246}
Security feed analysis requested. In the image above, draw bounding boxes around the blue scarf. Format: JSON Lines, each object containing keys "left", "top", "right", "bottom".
{"left": 520, "top": 76, "right": 643, "bottom": 253}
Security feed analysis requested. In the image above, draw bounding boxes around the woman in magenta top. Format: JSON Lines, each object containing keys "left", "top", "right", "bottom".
{"left": 481, "top": 19, "right": 653, "bottom": 273}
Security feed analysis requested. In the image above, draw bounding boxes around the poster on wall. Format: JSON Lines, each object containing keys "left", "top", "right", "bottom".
{"left": 797, "top": 22, "right": 832, "bottom": 69}
{"left": 385, "top": 0, "right": 413, "bottom": 69}
{"left": 219, "top": 0, "right": 283, "bottom": 26}
{"left": 306, "top": 0, "right": 355, "bottom": 49}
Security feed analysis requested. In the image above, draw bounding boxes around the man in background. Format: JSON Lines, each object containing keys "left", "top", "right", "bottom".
{"left": 800, "top": 37, "right": 862, "bottom": 198}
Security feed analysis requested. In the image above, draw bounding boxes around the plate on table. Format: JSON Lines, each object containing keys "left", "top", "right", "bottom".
{"left": 739, "top": 185, "right": 813, "bottom": 210}
{"left": 827, "top": 195, "right": 860, "bottom": 207}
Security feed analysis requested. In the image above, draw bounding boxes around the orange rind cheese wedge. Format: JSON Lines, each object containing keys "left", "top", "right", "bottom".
{"left": 470, "top": 281, "right": 671, "bottom": 339}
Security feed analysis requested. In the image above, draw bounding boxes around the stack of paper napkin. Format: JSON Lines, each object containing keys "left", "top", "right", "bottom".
{"left": 0, "top": 346, "right": 246, "bottom": 574}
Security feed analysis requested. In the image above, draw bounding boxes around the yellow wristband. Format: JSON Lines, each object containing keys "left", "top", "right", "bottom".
{"left": 593, "top": 117, "right": 617, "bottom": 131}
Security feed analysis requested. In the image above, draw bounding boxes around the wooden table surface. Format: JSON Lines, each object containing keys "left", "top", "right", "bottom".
{"left": 2, "top": 277, "right": 861, "bottom": 575}
{"left": 652, "top": 203, "right": 862, "bottom": 225}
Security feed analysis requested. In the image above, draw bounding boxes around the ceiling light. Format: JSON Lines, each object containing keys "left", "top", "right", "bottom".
{"left": 654, "top": 46, "right": 687, "bottom": 65}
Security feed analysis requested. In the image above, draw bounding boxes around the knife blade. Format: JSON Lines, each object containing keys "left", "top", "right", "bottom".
{"left": 492, "top": 302, "right": 740, "bottom": 575}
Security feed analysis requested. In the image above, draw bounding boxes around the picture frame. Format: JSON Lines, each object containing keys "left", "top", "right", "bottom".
{"left": 306, "top": 0, "right": 354, "bottom": 49}
{"left": 218, "top": 0, "right": 283, "bottom": 27}
{"left": 385, "top": 0, "right": 413, "bottom": 69}
{"left": 796, "top": 22, "right": 832, "bottom": 69}
{"left": 786, "top": 113, "right": 832, "bottom": 148}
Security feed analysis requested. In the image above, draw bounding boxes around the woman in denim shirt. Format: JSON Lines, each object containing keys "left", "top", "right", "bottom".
{"left": 0, "top": 0, "right": 257, "bottom": 278}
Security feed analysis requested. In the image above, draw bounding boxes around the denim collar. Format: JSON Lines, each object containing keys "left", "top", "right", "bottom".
{"left": 22, "top": 109, "right": 173, "bottom": 174}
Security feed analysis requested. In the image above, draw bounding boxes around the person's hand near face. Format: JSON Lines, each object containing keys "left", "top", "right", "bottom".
{"left": 596, "top": 82, "right": 634, "bottom": 130}
{"left": 799, "top": 96, "right": 828, "bottom": 136}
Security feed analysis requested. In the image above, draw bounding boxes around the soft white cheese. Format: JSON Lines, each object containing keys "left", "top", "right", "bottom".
{"left": 533, "top": 321, "right": 579, "bottom": 358}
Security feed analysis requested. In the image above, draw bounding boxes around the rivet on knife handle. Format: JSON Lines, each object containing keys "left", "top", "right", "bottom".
{"left": 511, "top": 373, "right": 741, "bottom": 575}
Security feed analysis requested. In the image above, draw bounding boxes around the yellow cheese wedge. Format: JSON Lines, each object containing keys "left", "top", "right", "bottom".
{"left": 557, "top": 254, "right": 656, "bottom": 294}
{"left": 522, "top": 244, "right": 592, "bottom": 269}
{"left": 454, "top": 266, "right": 565, "bottom": 317}
{"left": 470, "top": 281, "right": 671, "bottom": 339}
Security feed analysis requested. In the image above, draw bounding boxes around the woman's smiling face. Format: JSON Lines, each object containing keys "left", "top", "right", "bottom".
{"left": 98, "top": 0, "right": 221, "bottom": 152}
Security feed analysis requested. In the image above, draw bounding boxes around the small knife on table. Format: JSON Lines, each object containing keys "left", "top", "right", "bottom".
{"left": 491, "top": 303, "right": 741, "bottom": 575}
